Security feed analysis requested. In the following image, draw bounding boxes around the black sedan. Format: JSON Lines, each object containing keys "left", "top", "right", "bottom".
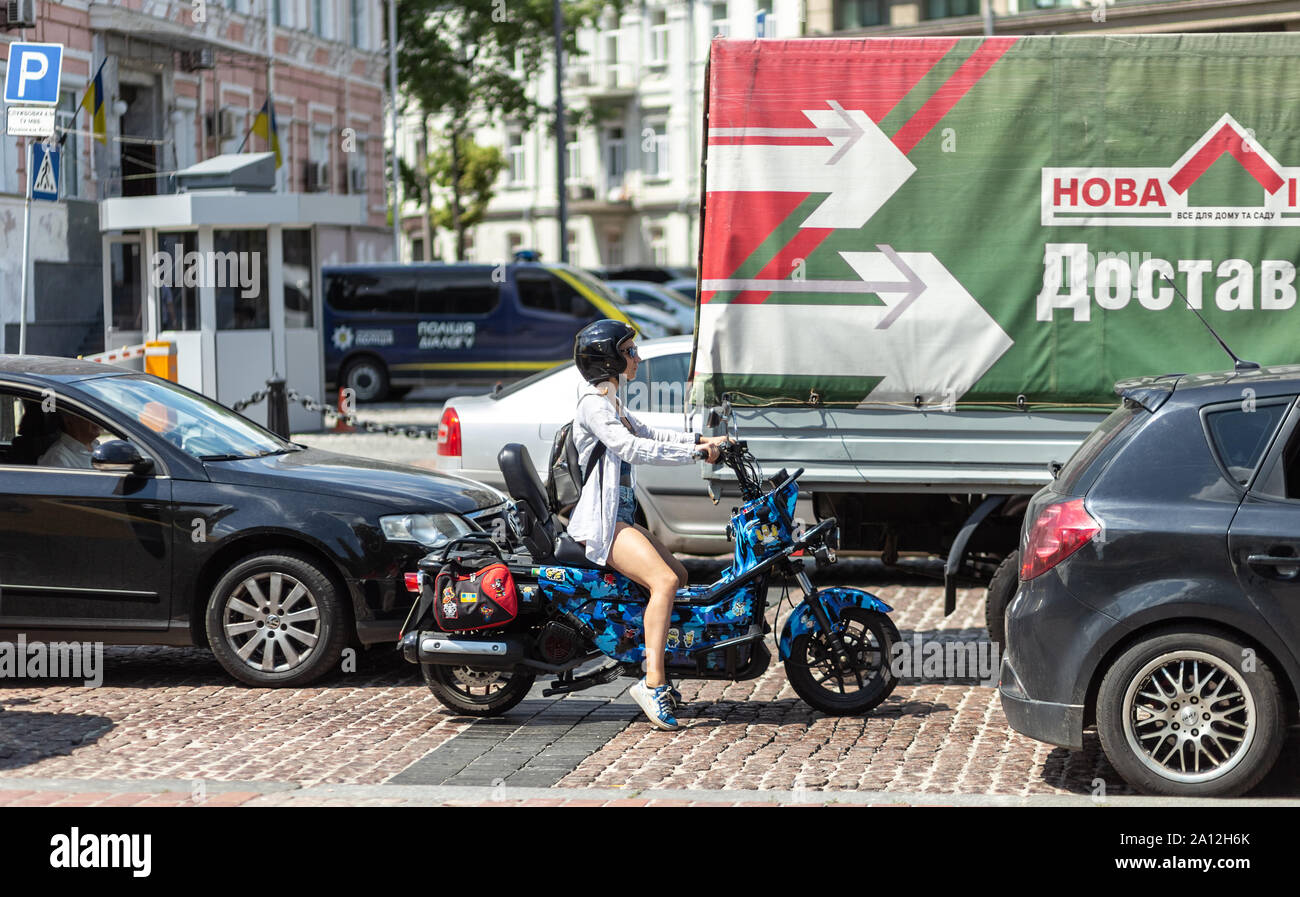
{"left": 1001, "top": 365, "right": 1300, "bottom": 796}
{"left": 0, "top": 356, "right": 509, "bottom": 687}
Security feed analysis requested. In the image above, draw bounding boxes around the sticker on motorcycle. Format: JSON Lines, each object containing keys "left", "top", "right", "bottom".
{"left": 442, "top": 601, "right": 458, "bottom": 618}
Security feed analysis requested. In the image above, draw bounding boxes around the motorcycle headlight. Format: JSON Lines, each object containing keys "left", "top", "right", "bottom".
{"left": 380, "top": 513, "right": 476, "bottom": 548}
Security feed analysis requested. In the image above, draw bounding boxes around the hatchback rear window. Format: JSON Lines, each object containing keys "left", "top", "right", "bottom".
{"left": 1205, "top": 401, "right": 1290, "bottom": 486}
{"left": 1055, "top": 402, "right": 1146, "bottom": 494}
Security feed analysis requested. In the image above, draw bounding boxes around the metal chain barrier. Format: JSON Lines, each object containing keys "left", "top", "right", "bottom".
{"left": 230, "top": 389, "right": 270, "bottom": 413}
{"left": 223, "top": 383, "right": 440, "bottom": 439}
{"left": 285, "top": 389, "right": 440, "bottom": 439}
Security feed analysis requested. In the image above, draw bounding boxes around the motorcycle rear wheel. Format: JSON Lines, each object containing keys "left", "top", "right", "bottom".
{"left": 784, "top": 608, "right": 899, "bottom": 716}
{"left": 421, "top": 664, "right": 536, "bottom": 716}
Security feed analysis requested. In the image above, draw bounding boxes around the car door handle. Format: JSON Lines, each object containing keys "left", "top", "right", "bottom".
{"left": 1247, "top": 554, "right": 1300, "bottom": 566}
{"left": 1247, "top": 554, "right": 1300, "bottom": 579}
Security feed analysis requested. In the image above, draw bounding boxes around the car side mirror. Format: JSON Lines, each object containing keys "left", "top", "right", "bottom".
{"left": 92, "top": 439, "right": 154, "bottom": 474}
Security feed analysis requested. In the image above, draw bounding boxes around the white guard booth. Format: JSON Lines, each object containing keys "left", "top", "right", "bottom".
{"left": 98, "top": 153, "right": 370, "bottom": 432}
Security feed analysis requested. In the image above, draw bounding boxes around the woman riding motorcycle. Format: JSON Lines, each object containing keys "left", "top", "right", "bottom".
{"left": 567, "top": 320, "right": 729, "bottom": 730}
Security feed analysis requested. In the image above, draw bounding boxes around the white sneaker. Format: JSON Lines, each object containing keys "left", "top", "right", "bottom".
{"left": 631, "top": 678, "right": 681, "bottom": 731}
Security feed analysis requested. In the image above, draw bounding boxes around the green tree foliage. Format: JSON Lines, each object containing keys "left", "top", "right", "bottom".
{"left": 393, "top": 0, "right": 615, "bottom": 258}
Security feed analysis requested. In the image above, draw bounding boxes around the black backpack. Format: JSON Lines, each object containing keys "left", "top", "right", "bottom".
{"left": 545, "top": 420, "right": 606, "bottom": 515}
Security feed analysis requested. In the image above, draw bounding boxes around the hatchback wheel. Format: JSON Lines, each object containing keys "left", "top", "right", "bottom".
{"left": 1097, "top": 629, "right": 1283, "bottom": 797}
{"left": 206, "top": 552, "right": 349, "bottom": 687}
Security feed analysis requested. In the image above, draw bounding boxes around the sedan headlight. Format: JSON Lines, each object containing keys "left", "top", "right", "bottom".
{"left": 379, "top": 513, "right": 476, "bottom": 548}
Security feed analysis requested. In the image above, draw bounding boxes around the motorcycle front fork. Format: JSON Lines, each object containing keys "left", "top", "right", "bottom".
{"left": 791, "top": 567, "right": 854, "bottom": 666}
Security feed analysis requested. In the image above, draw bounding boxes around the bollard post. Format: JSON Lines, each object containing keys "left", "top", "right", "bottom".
{"left": 266, "top": 377, "right": 290, "bottom": 439}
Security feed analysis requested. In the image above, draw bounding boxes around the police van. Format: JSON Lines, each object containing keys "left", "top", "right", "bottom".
{"left": 323, "top": 262, "right": 633, "bottom": 402}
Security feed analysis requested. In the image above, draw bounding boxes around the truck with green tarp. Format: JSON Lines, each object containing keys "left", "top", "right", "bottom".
{"left": 689, "top": 33, "right": 1300, "bottom": 636}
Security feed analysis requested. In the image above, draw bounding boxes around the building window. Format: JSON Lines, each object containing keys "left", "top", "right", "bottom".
{"left": 567, "top": 139, "right": 581, "bottom": 182}
{"left": 508, "top": 232, "right": 524, "bottom": 256}
{"left": 605, "top": 126, "right": 626, "bottom": 193}
{"left": 649, "top": 225, "right": 667, "bottom": 265}
{"left": 649, "top": 10, "right": 669, "bottom": 66}
{"left": 57, "top": 90, "right": 79, "bottom": 199}
{"left": 110, "top": 242, "right": 143, "bottom": 332}
{"left": 312, "top": 0, "right": 327, "bottom": 37}
{"left": 507, "top": 131, "right": 526, "bottom": 184}
{"left": 605, "top": 231, "right": 623, "bottom": 266}
{"left": 643, "top": 120, "right": 669, "bottom": 180}
{"left": 213, "top": 229, "right": 270, "bottom": 330}
{"left": 283, "top": 229, "right": 314, "bottom": 329}
{"left": 156, "top": 232, "right": 199, "bottom": 331}
{"left": 566, "top": 228, "right": 578, "bottom": 264}
{"left": 926, "top": 0, "right": 981, "bottom": 17}
{"left": 350, "top": 0, "right": 366, "bottom": 46}
{"left": 834, "top": 0, "right": 883, "bottom": 28}
{"left": 711, "top": 2, "right": 729, "bottom": 37}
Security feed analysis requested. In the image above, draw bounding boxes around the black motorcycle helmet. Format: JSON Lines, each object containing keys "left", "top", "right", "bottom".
{"left": 574, "top": 319, "right": 638, "bottom": 384}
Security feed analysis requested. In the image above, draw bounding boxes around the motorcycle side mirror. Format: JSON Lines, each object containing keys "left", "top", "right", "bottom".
{"left": 706, "top": 409, "right": 721, "bottom": 429}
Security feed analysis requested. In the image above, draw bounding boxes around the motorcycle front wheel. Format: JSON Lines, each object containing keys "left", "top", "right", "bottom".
{"left": 784, "top": 608, "right": 899, "bottom": 716}
{"left": 421, "top": 664, "right": 536, "bottom": 716}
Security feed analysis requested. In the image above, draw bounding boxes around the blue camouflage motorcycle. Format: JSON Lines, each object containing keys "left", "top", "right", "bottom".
{"left": 399, "top": 440, "right": 899, "bottom": 718}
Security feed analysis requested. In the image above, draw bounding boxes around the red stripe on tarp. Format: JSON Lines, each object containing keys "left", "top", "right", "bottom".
{"left": 732, "top": 227, "right": 834, "bottom": 305}
{"left": 700, "top": 190, "right": 809, "bottom": 303}
{"left": 1168, "top": 123, "right": 1285, "bottom": 195}
{"left": 891, "top": 37, "right": 1019, "bottom": 156}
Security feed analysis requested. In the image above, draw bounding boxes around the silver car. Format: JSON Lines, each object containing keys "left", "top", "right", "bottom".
{"left": 606, "top": 281, "right": 696, "bottom": 334}
{"left": 431, "top": 336, "right": 734, "bottom": 553}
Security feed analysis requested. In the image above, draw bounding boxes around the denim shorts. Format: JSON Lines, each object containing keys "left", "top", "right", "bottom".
{"left": 617, "top": 486, "right": 638, "bottom": 524}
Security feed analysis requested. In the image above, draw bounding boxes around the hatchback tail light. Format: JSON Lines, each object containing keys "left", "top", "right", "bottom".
{"left": 437, "top": 406, "right": 461, "bottom": 457}
{"left": 1020, "top": 498, "right": 1100, "bottom": 581}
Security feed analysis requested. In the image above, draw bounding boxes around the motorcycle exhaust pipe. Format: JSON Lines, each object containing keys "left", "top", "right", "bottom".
{"left": 400, "top": 631, "right": 526, "bottom": 668}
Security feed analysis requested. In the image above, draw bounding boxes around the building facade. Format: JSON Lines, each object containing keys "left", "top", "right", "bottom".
{"left": 404, "top": 0, "right": 1300, "bottom": 271}
{"left": 399, "top": 0, "right": 803, "bottom": 269}
{"left": 0, "top": 0, "right": 390, "bottom": 357}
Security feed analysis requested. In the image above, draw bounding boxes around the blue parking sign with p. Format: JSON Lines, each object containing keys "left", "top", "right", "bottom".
{"left": 5, "top": 43, "right": 64, "bottom": 105}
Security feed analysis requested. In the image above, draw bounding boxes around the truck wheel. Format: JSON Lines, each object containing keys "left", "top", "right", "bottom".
{"left": 421, "top": 664, "right": 536, "bottom": 716}
{"left": 341, "top": 357, "right": 390, "bottom": 403}
{"left": 984, "top": 551, "right": 1019, "bottom": 648}
{"left": 206, "top": 551, "right": 349, "bottom": 687}
{"left": 1096, "top": 629, "right": 1283, "bottom": 797}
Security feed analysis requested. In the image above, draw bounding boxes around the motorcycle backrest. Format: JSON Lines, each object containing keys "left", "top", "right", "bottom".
{"left": 498, "top": 443, "right": 557, "bottom": 560}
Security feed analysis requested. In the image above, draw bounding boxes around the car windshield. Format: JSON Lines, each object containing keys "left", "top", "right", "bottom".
{"left": 77, "top": 375, "right": 293, "bottom": 461}
{"left": 491, "top": 361, "right": 576, "bottom": 400}
{"left": 564, "top": 266, "right": 629, "bottom": 307}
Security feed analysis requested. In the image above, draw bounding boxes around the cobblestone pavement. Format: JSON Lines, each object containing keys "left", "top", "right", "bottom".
{"left": 4, "top": 565, "right": 1300, "bottom": 805}
{"left": 4, "top": 413, "right": 1299, "bottom": 805}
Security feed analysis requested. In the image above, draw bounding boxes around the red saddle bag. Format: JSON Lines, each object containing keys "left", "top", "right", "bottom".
{"left": 431, "top": 562, "right": 518, "bottom": 631}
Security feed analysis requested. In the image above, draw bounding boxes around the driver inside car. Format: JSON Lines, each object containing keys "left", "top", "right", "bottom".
{"left": 38, "top": 412, "right": 104, "bottom": 469}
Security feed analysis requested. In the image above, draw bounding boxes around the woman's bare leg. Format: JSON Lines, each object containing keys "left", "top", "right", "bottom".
{"left": 607, "top": 522, "right": 679, "bottom": 688}
{"left": 633, "top": 523, "right": 688, "bottom": 590}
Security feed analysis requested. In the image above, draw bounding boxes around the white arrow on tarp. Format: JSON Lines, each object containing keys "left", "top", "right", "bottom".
{"left": 706, "top": 101, "right": 915, "bottom": 230}
{"left": 694, "top": 250, "right": 1013, "bottom": 405}
{"left": 701, "top": 244, "right": 924, "bottom": 329}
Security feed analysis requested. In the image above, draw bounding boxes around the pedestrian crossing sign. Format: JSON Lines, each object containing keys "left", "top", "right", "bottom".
{"left": 31, "top": 142, "right": 59, "bottom": 202}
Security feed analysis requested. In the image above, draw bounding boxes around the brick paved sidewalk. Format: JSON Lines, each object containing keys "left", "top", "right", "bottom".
{"left": 0, "top": 778, "right": 1293, "bottom": 807}
{"left": 4, "top": 575, "right": 1300, "bottom": 803}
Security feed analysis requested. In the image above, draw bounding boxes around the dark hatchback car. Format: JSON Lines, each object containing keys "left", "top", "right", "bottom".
{"left": 0, "top": 356, "right": 508, "bottom": 687}
{"left": 1001, "top": 365, "right": 1300, "bottom": 796}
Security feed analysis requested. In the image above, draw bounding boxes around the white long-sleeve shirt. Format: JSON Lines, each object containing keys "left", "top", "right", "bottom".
{"left": 566, "top": 382, "right": 698, "bottom": 565}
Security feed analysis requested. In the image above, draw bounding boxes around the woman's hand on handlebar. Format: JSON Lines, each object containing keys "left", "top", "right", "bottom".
{"left": 697, "top": 442, "right": 722, "bottom": 463}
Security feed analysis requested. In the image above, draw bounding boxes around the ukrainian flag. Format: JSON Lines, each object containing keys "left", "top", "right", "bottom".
{"left": 249, "top": 98, "right": 282, "bottom": 169}
{"left": 78, "top": 59, "right": 107, "bottom": 145}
